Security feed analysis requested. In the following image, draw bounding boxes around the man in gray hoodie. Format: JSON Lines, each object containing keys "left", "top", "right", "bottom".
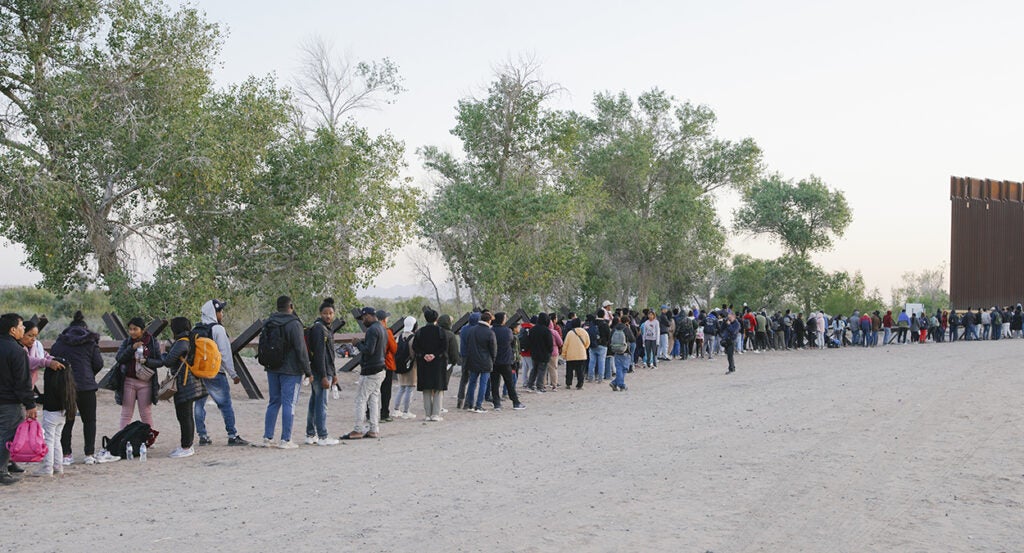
{"left": 253, "top": 296, "right": 310, "bottom": 449}
{"left": 195, "top": 299, "right": 249, "bottom": 446}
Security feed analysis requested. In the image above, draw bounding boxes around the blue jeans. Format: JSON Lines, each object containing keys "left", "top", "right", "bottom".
{"left": 465, "top": 371, "right": 491, "bottom": 409}
{"left": 264, "top": 372, "right": 301, "bottom": 442}
{"left": 613, "top": 354, "right": 629, "bottom": 389}
{"left": 306, "top": 382, "right": 329, "bottom": 439}
{"left": 587, "top": 345, "right": 607, "bottom": 380}
{"left": 966, "top": 324, "right": 978, "bottom": 340}
{"left": 194, "top": 372, "right": 237, "bottom": 438}
{"left": 883, "top": 328, "right": 892, "bottom": 345}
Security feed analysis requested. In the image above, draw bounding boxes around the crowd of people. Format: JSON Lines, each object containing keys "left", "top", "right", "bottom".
{"left": 1, "top": 295, "right": 1020, "bottom": 486}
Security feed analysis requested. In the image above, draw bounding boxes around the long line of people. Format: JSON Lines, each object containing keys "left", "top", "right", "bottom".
{"left": 2, "top": 297, "right": 1019, "bottom": 485}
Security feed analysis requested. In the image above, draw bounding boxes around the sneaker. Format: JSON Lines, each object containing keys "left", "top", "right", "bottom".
{"left": 433, "top": 416, "right": 444, "bottom": 422}
{"left": 381, "top": 416, "right": 394, "bottom": 423}
{"left": 524, "top": 387, "right": 536, "bottom": 393}
{"left": 440, "top": 408, "right": 448, "bottom": 414}
{"left": 198, "top": 435, "right": 213, "bottom": 446}
{"left": 404, "top": 412, "right": 417, "bottom": 420}
{"left": 472, "top": 407, "right": 487, "bottom": 413}
{"left": 169, "top": 446, "right": 195, "bottom": 458}
{"left": 30, "top": 468, "right": 53, "bottom": 478}
{"left": 492, "top": 406, "right": 502, "bottom": 412}
{"left": 536, "top": 387, "right": 546, "bottom": 393}
{"left": 304, "top": 435, "right": 319, "bottom": 445}
{"left": 317, "top": 437, "right": 340, "bottom": 446}
{"left": 610, "top": 382, "right": 619, "bottom": 391}
{"left": 227, "top": 435, "right": 250, "bottom": 446}
{"left": 0, "top": 473, "right": 19, "bottom": 485}
{"left": 83, "top": 455, "right": 96, "bottom": 465}
{"left": 96, "top": 450, "right": 121, "bottom": 463}
{"left": 7, "top": 462, "right": 24, "bottom": 473}
{"left": 513, "top": 403, "right": 526, "bottom": 410}
{"left": 62, "top": 455, "right": 74, "bottom": 466}
{"left": 251, "top": 437, "right": 274, "bottom": 448}
{"left": 277, "top": 440, "right": 299, "bottom": 450}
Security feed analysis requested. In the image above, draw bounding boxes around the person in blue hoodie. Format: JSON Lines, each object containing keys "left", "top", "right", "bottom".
{"left": 722, "top": 311, "right": 741, "bottom": 374}
{"left": 456, "top": 310, "right": 481, "bottom": 409}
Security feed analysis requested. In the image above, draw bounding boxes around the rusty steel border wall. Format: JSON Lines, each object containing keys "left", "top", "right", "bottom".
{"left": 949, "top": 176, "right": 1024, "bottom": 309}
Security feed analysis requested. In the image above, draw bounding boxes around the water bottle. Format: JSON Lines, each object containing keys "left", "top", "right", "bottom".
{"left": 135, "top": 345, "right": 144, "bottom": 364}
{"left": 125, "top": 443, "right": 134, "bottom": 461}
{"left": 138, "top": 443, "right": 147, "bottom": 462}
{"left": 332, "top": 384, "right": 340, "bottom": 400}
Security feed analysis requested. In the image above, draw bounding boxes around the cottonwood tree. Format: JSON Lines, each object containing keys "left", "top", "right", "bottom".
{"left": 0, "top": 0, "right": 293, "bottom": 315}
{"left": 578, "top": 89, "right": 760, "bottom": 306}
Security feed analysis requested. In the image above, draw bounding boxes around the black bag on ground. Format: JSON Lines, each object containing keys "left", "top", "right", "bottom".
{"left": 102, "top": 421, "right": 152, "bottom": 459}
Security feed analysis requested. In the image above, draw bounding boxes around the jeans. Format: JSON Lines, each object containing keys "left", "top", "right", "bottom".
{"left": 61, "top": 390, "right": 96, "bottom": 456}
{"left": 520, "top": 358, "right": 533, "bottom": 388}
{"left": 465, "top": 371, "right": 491, "bottom": 409}
{"left": 120, "top": 376, "right": 154, "bottom": 429}
{"left": 263, "top": 372, "right": 301, "bottom": 442}
{"left": 658, "top": 334, "right": 668, "bottom": 358}
{"left": 644, "top": 340, "right": 658, "bottom": 366}
{"left": 613, "top": 354, "right": 629, "bottom": 389}
{"left": 965, "top": 324, "right": 978, "bottom": 341}
{"left": 40, "top": 410, "right": 65, "bottom": 473}
{"left": 0, "top": 403, "right": 25, "bottom": 474}
{"left": 982, "top": 324, "right": 990, "bottom": 340}
{"left": 883, "top": 328, "right": 892, "bottom": 345}
{"left": 587, "top": 345, "right": 607, "bottom": 380}
{"left": 194, "top": 372, "right": 237, "bottom": 439}
{"left": 353, "top": 371, "right": 386, "bottom": 434}
{"left": 306, "top": 381, "right": 329, "bottom": 439}
{"left": 604, "top": 353, "right": 613, "bottom": 379}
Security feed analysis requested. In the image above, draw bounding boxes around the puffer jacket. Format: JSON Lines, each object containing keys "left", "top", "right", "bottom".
{"left": 49, "top": 326, "right": 104, "bottom": 393}
{"left": 562, "top": 326, "right": 590, "bottom": 361}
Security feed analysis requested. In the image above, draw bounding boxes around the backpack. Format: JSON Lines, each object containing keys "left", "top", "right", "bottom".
{"left": 587, "top": 324, "right": 600, "bottom": 348}
{"left": 182, "top": 332, "right": 222, "bottom": 379}
{"left": 609, "top": 327, "right": 628, "bottom": 355}
{"left": 677, "top": 317, "right": 694, "bottom": 340}
{"left": 518, "top": 327, "right": 531, "bottom": 353}
{"left": 6, "top": 418, "right": 46, "bottom": 463}
{"left": 395, "top": 333, "right": 414, "bottom": 374}
{"left": 101, "top": 421, "right": 156, "bottom": 459}
{"left": 258, "top": 319, "right": 289, "bottom": 370}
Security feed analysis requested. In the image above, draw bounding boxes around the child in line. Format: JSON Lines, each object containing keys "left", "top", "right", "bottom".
{"left": 33, "top": 362, "right": 77, "bottom": 477}
{"left": 695, "top": 325, "right": 705, "bottom": 359}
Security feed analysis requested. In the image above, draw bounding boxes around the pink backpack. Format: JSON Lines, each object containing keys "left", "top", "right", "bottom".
{"left": 7, "top": 418, "right": 47, "bottom": 463}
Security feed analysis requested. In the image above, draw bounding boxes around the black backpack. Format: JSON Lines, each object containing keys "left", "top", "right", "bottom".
{"left": 192, "top": 322, "right": 220, "bottom": 339}
{"left": 394, "top": 333, "right": 414, "bottom": 374}
{"left": 258, "top": 319, "right": 289, "bottom": 370}
{"left": 518, "top": 327, "right": 531, "bottom": 353}
{"left": 102, "top": 421, "right": 153, "bottom": 459}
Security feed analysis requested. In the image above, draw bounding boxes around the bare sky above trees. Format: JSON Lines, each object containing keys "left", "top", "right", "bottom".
{"left": 2, "top": 0, "right": 1021, "bottom": 300}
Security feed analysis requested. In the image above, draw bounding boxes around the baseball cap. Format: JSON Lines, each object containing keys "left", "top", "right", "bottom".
{"left": 359, "top": 307, "right": 376, "bottom": 318}
{"left": 212, "top": 299, "right": 227, "bottom": 312}
{"left": 602, "top": 300, "right": 612, "bottom": 307}
{"left": 375, "top": 309, "right": 391, "bottom": 321}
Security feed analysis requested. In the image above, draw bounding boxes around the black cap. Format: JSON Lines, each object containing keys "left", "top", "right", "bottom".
{"left": 359, "top": 307, "right": 376, "bottom": 318}
{"left": 212, "top": 299, "right": 227, "bottom": 312}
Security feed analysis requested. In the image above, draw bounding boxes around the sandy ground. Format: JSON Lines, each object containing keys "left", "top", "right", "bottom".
{"left": 2, "top": 339, "right": 1022, "bottom": 553}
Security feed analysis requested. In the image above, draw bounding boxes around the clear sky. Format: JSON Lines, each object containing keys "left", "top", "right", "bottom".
{"left": 3, "top": 0, "right": 1022, "bottom": 300}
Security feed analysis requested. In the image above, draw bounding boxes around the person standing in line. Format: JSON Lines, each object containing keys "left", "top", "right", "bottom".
{"left": 145, "top": 317, "right": 208, "bottom": 458}
{"left": 526, "top": 314, "right": 553, "bottom": 393}
{"left": 722, "top": 311, "right": 740, "bottom": 374}
{"left": 437, "top": 314, "right": 460, "bottom": 412}
{"left": 489, "top": 312, "right": 524, "bottom": 410}
{"left": 253, "top": 296, "right": 310, "bottom": 449}
{"left": 341, "top": 308, "right": 387, "bottom": 440}
{"left": 0, "top": 314, "right": 36, "bottom": 485}
{"left": 33, "top": 347, "right": 76, "bottom": 477}
{"left": 562, "top": 316, "right": 590, "bottom": 390}
{"left": 304, "top": 298, "right": 340, "bottom": 446}
{"left": 643, "top": 310, "right": 660, "bottom": 368}
{"left": 415, "top": 308, "right": 449, "bottom": 421}
{"left": 379, "top": 311, "right": 398, "bottom": 422}
{"left": 882, "top": 310, "right": 894, "bottom": 346}
{"left": 53, "top": 312, "right": 113, "bottom": 465}
{"left": 463, "top": 311, "right": 496, "bottom": 413}
{"left": 546, "top": 315, "right": 564, "bottom": 390}
{"left": 392, "top": 316, "right": 418, "bottom": 419}
{"left": 113, "top": 317, "right": 161, "bottom": 430}
{"left": 657, "top": 306, "right": 671, "bottom": 361}
{"left": 610, "top": 315, "right": 635, "bottom": 391}
{"left": 587, "top": 310, "right": 609, "bottom": 383}
{"left": 194, "top": 300, "right": 250, "bottom": 447}
{"left": 456, "top": 311, "right": 481, "bottom": 408}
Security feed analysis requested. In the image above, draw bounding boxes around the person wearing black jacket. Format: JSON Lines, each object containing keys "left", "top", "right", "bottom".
{"left": 146, "top": 317, "right": 208, "bottom": 458}
{"left": 489, "top": 312, "right": 524, "bottom": 411}
{"left": 256, "top": 296, "right": 311, "bottom": 449}
{"left": 527, "top": 314, "right": 554, "bottom": 392}
{"left": 305, "top": 298, "right": 339, "bottom": 446}
{"left": 463, "top": 312, "right": 497, "bottom": 413}
{"left": 342, "top": 307, "right": 388, "bottom": 440}
{"left": 113, "top": 317, "right": 161, "bottom": 430}
{"left": 0, "top": 313, "right": 35, "bottom": 485}
{"left": 51, "top": 312, "right": 106, "bottom": 465}
{"left": 722, "top": 311, "right": 741, "bottom": 374}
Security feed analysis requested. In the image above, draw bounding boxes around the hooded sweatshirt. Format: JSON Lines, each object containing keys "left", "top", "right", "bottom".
{"left": 201, "top": 300, "right": 237, "bottom": 379}
{"left": 264, "top": 311, "right": 311, "bottom": 377}
{"left": 49, "top": 326, "right": 104, "bottom": 392}
{"left": 438, "top": 315, "right": 461, "bottom": 366}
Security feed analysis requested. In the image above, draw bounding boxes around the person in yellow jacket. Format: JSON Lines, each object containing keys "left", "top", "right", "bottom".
{"left": 561, "top": 317, "right": 591, "bottom": 389}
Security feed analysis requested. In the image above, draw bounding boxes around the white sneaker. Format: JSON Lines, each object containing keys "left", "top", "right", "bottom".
{"left": 440, "top": 408, "right": 448, "bottom": 414}
{"left": 83, "top": 455, "right": 96, "bottom": 465}
{"left": 392, "top": 411, "right": 406, "bottom": 420}
{"left": 30, "top": 468, "right": 53, "bottom": 477}
{"left": 62, "top": 455, "right": 74, "bottom": 466}
{"left": 433, "top": 416, "right": 444, "bottom": 422}
{"left": 251, "top": 437, "right": 273, "bottom": 448}
{"left": 277, "top": 440, "right": 299, "bottom": 450}
{"left": 304, "top": 436, "right": 318, "bottom": 445}
{"left": 95, "top": 450, "right": 121, "bottom": 463}
{"left": 403, "top": 412, "right": 416, "bottom": 420}
{"left": 317, "top": 437, "right": 339, "bottom": 446}
{"left": 169, "top": 446, "right": 195, "bottom": 458}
